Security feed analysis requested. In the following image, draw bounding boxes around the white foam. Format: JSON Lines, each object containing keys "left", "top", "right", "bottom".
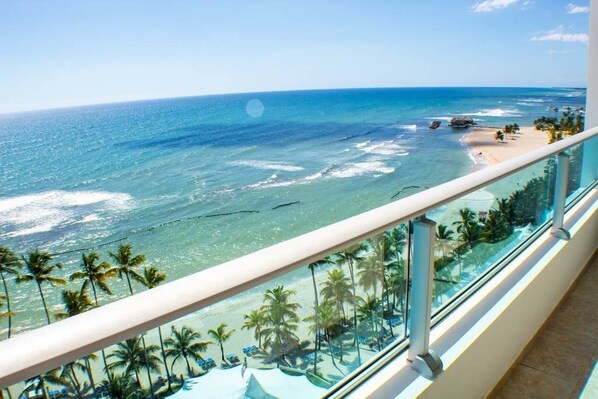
{"left": 0, "top": 190, "right": 132, "bottom": 238}
{"left": 243, "top": 159, "right": 395, "bottom": 190}
{"left": 329, "top": 161, "right": 395, "bottom": 178}
{"left": 228, "top": 160, "right": 304, "bottom": 172}
{"left": 426, "top": 117, "right": 454, "bottom": 122}
{"left": 517, "top": 102, "right": 542, "bottom": 107}
{"left": 390, "top": 124, "right": 417, "bottom": 131}
{"left": 354, "top": 141, "right": 371, "bottom": 149}
{"left": 463, "top": 108, "right": 522, "bottom": 117}
{"left": 521, "top": 98, "right": 545, "bottom": 103}
{"left": 356, "top": 140, "right": 409, "bottom": 156}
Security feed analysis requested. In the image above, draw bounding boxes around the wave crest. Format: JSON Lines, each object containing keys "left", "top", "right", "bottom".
{"left": 0, "top": 190, "right": 132, "bottom": 238}
{"left": 228, "top": 160, "right": 304, "bottom": 172}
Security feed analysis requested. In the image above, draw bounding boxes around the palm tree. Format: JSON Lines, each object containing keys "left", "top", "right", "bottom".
{"left": 320, "top": 269, "right": 353, "bottom": 362}
{"left": 54, "top": 291, "right": 97, "bottom": 395}
{"left": 460, "top": 219, "right": 482, "bottom": 249}
{"left": 320, "top": 268, "right": 352, "bottom": 321}
{"left": 334, "top": 244, "right": 365, "bottom": 363}
{"left": 54, "top": 292, "right": 94, "bottom": 397}
{"left": 100, "top": 373, "right": 140, "bottom": 399}
{"left": 70, "top": 252, "right": 116, "bottom": 305}
{"left": 453, "top": 208, "right": 477, "bottom": 235}
{"left": 70, "top": 252, "right": 116, "bottom": 384}
{"left": 260, "top": 286, "right": 301, "bottom": 364}
{"left": 303, "top": 302, "right": 343, "bottom": 373}
{"left": 109, "top": 245, "right": 156, "bottom": 395}
{"left": 208, "top": 323, "right": 236, "bottom": 363}
{"left": 242, "top": 309, "right": 267, "bottom": 348}
{"left": 436, "top": 224, "right": 455, "bottom": 262}
{"left": 109, "top": 244, "right": 145, "bottom": 296}
{"left": 22, "top": 369, "right": 68, "bottom": 399}
{"left": 357, "top": 256, "right": 384, "bottom": 301}
{"left": 481, "top": 209, "right": 513, "bottom": 243}
{"left": 357, "top": 295, "right": 383, "bottom": 351}
{"left": 164, "top": 326, "right": 210, "bottom": 376}
{"left": 0, "top": 246, "right": 21, "bottom": 338}
{"left": 108, "top": 337, "right": 161, "bottom": 388}
{"left": 138, "top": 267, "right": 172, "bottom": 391}
{"left": 17, "top": 250, "right": 66, "bottom": 325}
{"left": 306, "top": 258, "right": 332, "bottom": 372}
{"left": 55, "top": 289, "right": 94, "bottom": 320}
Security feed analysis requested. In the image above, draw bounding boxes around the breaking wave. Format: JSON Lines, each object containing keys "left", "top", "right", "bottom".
{"left": 228, "top": 160, "right": 304, "bottom": 172}
{"left": 0, "top": 190, "right": 132, "bottom": 238}
{"left": 244, "top": 160, "right": 395, "bottom": 190}
{"left": 463, "top": 108, "right": 522, "bottom": 117}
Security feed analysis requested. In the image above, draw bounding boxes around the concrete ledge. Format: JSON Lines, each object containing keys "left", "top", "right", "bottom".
{"left": 348, "top": 189, "right": 598, "bottom": 399}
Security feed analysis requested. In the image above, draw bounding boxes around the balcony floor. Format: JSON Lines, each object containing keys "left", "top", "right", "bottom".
{"left": 491, "top": 252, "right": 598, "bottom": 399}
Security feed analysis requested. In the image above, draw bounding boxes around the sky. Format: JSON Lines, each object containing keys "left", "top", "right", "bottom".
{"left": 0, "top": 0, "right": 592, "bottom": 114}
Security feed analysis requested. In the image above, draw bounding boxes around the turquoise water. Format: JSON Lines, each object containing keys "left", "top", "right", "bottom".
{"left": 0, "top": 87, "right": 586, "bottom": 328}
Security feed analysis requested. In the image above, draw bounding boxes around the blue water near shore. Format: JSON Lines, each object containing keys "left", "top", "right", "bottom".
{"left": 0, "top": 87, "right": 586, "bottom": 294}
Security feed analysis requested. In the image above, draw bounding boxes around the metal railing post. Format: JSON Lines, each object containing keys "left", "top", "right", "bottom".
{"left": 552, "top": 152, "right": 571, "bottom": 240}
{"left": 407, "top": 216, "right": 443, "bottom": 379}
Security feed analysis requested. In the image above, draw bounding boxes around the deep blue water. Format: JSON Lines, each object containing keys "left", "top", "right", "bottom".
{"left": 0, "top": 87, "right": 586, "bottom": 300}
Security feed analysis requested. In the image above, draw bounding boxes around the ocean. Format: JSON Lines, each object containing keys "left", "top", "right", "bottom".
{"left": 0, "top": 87, "right": 586, "bottom": 330}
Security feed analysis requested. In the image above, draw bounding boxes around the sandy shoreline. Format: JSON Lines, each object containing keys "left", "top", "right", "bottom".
{"left": 464, "top": 126, "right": 548, "bottom": 167}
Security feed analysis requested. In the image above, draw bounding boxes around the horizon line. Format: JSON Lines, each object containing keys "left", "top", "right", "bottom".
{"left": 0, "top": 85, "right": 587, "bottom": 117}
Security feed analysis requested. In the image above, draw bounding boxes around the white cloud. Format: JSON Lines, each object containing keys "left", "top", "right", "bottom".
{"left": 472, "top": 0, "right": 518, "bottom": 12}
{"left": 566, "top": 3, "right": 589, "bottom": 13}
{"left": 531, "top": 26, "right": 589, "bottom": 43}
{"left": 520, "top": 1, "right": 534, "bottom": 9}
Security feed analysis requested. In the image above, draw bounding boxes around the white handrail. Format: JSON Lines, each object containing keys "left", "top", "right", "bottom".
{"left": 0, "top": 127, "right": 597, "bottom": 388}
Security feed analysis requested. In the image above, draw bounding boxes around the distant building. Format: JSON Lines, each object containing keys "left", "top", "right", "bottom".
{"left": 449, "top": 116, "right": 475, "bottom": 128}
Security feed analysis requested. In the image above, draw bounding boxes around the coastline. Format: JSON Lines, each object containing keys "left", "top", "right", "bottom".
{"left": 464, "top": 126, "right": 548, "bottom": 167}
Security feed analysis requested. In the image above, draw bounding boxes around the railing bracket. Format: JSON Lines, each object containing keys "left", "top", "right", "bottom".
{"left": 551, "top": 227, "right": 571, "bottom": 240}
{"left": 409, "top": 350, "right": 443, "bottom": 379}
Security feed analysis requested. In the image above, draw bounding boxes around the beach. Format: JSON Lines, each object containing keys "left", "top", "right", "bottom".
{"left": 465, "top": 126, "right": 549, "bottom": 167}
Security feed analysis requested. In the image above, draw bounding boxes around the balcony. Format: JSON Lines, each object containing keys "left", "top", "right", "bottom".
{"left": 0, "top": 122, "right": 595, "bottom": 398}
{"left": 1, "top": 4, "right": 598, "bottom": 398}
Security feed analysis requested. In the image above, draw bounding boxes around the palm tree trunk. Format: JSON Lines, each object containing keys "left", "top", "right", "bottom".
{"left": 348, "top": 262, "right": 361, "bottom": 366}
{"left": 126, "top": 281, "right": 155, "bottom": 398}
{"left": 1, "top": 272, "right": 13, "bottom": 338}
{"left": 140, "top": 335, "right": 155, "bottom": 398}
{"left": 382, "top": 273, "right": 394, "bottom": 338}
{"left": 90, "top": 285, "right": 112, "bottom": 384}
{"left": 157, "top": 326, "right": 172, "bottom": 392}
{"left": 40, "top": 378, "right": 50, "bottom": 399}
{"left": 184, "top": 355, "right": 192, "bottom": 376}
{"left": 85, "top": 357, "right": 97, "bottom": 397}
{"left": 66, "top": 365, "right": 82, "bottom": 398}
{"left": 36, "top": 282, "right": 51, "bottom": 325}
{"left": 220, "top": 343, "right": 225, "bottom": 363}
{"left": 309, "top": 267, "right": 319, "bottom": 374}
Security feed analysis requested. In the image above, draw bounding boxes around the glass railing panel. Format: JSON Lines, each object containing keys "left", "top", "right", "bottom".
{"left": 566, "top": 143, "right": 589, "bottom": 204}
{"left": 2, "top": 224, "right": 410, "bottom": 398}
{"left": 429, "top": 156, "right": 555, "bottom": 312}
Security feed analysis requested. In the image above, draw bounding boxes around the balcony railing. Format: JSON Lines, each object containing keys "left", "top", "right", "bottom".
{"left": 0, "top": 127, "right": 597, "bottom": 398}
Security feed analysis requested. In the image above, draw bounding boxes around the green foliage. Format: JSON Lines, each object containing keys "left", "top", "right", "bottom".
{"left": 55, "top": 289, "right": 94, "bottom": 320}
{"left": 534, "top": 107, "right": 585, "bottom": 143}
{"left": 164, "top": 326, "right": 210, "bottom": 375}
{"left": 108, "top": 337, "right": 162, "bottom": 386}
{"left": 100, "top": 373, "right": 141, "bottom": 399}
{"left": 481, "top": 209, "right": 513, "bottom": 243}
{"left": 494, "top": 130, "right": 504, "bottom": 142}
{"left": 207, "top": 322, "right": 235, "bottom": 363}
{"left": 260, "top": 285, "right": 301, "bottom": 363}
